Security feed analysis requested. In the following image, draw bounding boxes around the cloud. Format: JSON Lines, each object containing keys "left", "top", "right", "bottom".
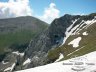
{"left": 38, "top": 3, "right": 60, "bottom": 24}
{"left": 0, "top": 1, "right": 60, "bottom": 24}
{"left": 0, "top": 0, "right": 33, "bottom": 19}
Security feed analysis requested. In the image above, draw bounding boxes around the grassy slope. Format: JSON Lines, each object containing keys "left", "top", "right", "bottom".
{"left": 0, "top": 16, "right": 48, "bottom": 55}
{"left": 48, "top": 23, "right": 96, "bottom": 61}
{"left": 0, "top": 30, "right": 35, "bottom": 53}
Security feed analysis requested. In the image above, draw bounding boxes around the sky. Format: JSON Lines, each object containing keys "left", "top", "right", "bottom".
{"left": 0, "top": 0, "right": 96, "bottom": 24}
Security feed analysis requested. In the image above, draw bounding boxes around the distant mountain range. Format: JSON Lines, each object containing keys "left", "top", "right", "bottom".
{"left": 0, "top": 13, "right": 96, "bottom": 72}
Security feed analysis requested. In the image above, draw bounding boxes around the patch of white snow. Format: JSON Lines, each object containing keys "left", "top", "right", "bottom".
{"left": 55, "top": 53, "right": 64, "bottom": 62}
{"left": 68, "top": 37, "right": 82, "bottom": 48}
{"left": 61, "top": 19, "right": 79, "bottom": 46}
{"left": 12, "top": 51, "right": 24, "bottom": 57}
{"left": 4, "top": 63, "right": 16, "bottom": 72}
{"left": 83, "top": 31, "right": 88, "bottom": 36}
{"left": 2, "top": 61, "right": 9, "bottom": 64}
{"left": 85, "top": 18, "right": 96, "bottom": 29}
{"left": 23, "top": 58, "right": 31, "bottom": 65}
{"left": 61, "top": 17, "right": 96, "bottom": 46}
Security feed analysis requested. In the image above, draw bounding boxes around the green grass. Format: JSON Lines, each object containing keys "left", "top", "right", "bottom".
{"left": 0, "top": 30, "right": 38, "bottom": 54}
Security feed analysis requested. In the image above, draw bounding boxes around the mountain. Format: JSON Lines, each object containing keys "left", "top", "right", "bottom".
{"left": 21, "top": 13, "right": 96, "bottom": 70}
{"left": 47, "top": 13, "right": 96, "bottom": 61}
{"left": 0, "top": 16, "right": 48, "bottom": 62}
{"left": 0, "top": 13, "right": 96, "bottom": 72}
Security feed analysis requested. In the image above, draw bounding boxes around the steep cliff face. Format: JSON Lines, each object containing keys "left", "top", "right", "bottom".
{"left": 25, "top": 14, "right": 80, "bottom": 57}
{"left": 21, "top": 13, "right": 96, "bottom": 70}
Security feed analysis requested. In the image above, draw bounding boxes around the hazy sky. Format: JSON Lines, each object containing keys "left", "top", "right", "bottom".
{"left": 0, "top": 0, "right": 96, "bottom": 23}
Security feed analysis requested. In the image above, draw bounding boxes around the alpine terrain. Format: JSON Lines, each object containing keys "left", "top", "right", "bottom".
{"left": 0, "top": 13, "right": 96, "bottom": 72}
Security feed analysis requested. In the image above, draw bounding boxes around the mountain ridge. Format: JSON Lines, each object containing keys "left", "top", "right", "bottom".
{"left": 0, "top": 13, "right": 96, "bottom": 72}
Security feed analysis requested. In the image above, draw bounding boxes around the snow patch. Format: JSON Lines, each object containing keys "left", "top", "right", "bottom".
{"left": 68, "top": 37, "right": 82, "bottom": 48}
{"left": 85, "top": 18, "right": 96, "bottom": 29}
{"left": 85, "top": 20, "right": 93, "bottom": 25}
{"left": 2, "top": 61, "right": 9, "bottom": 64}
{"left": 55, "top": 53, "right": 64, "bottom": 62}
{"left": 16, "top": 51, "right": 96, "bottom": 72}
{"left": 61, "top": 19, "right": 79, "bottom": 46}
{"left": 61, "top": 17, "right": 96, "bottom": 46}
{"left": 72, "top": 18, "right": 95, "bottom": 35}
{"left": 4, "top": 63, "right": 16, "bottom": 72}
{"left": 12, "top": 51, "right": 24, "bottom": 57}
{"left": 83, "top": 31, "right": 88, "bottom": 36}
{"left": 72, "top": 20, "right": 85, "bottom": 35}
{"left": 23, "top": 58, "right": 31, "bottom": 65}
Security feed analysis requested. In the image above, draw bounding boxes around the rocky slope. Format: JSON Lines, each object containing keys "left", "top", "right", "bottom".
{"left": 0, "top": 13, "right": 96, "bottom": 72}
